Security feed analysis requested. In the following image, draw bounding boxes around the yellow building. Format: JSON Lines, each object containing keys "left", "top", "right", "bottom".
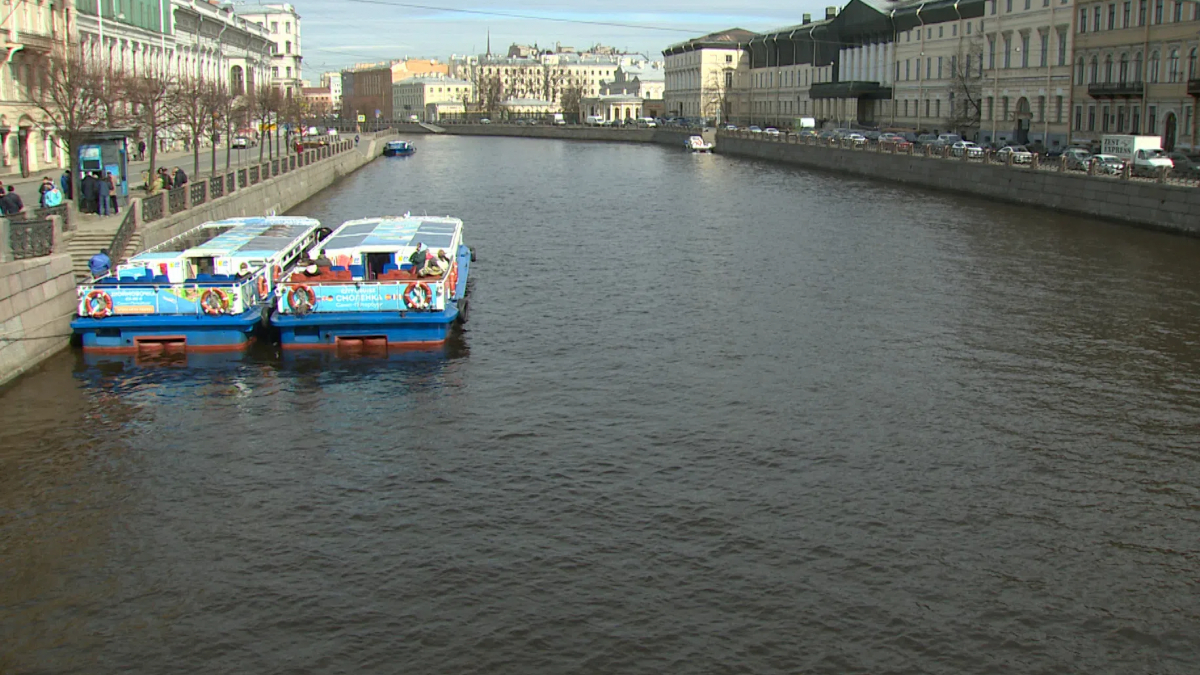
{"left": 1070, "top": 0, "right": 1199, "bottom": 150}
{"left": 392, "top": 77, "right": 473, "bottom": 122}
{"left": 663, "top": 28, "right": 755, "bottom": 122}
{"left": 0, "top": 0, "right": 70, "bottom": 179}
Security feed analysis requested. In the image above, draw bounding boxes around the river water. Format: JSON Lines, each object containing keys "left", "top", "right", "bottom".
{"left": 3, "top": 136, "right": 1199, "bottom": 674}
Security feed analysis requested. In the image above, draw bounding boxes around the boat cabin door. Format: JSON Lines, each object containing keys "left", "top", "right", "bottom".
{"left": 365, "top": 252, "right": 393, "bottom": 280}
{"left": 188, "top": 256, "right": 215, "bottom": 278}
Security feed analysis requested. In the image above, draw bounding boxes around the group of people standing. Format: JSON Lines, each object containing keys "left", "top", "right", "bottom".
{"left": 77, "top": 171, "right": 121, "bottom": 216}
{"left": 151, "top": 166, "right": 188, "bottom": 192}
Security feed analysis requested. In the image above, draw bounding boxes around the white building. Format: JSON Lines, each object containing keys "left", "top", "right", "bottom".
{"left": 664, "top": 28, "right": 756, "bottom": 122}
{"left": 321, "top": 72, "right": 343, "bottom": 111}
{"left": 392, "top": 76, "right": 473, "bottom": 121}
{"left": 172, "top": 0, "right": 273, "bottom": 95}
{"left": 236, "top": 3, "right": 303, "bottom": 97}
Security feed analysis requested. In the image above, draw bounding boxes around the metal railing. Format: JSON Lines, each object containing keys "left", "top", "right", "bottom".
{"left": 249, "top": 166, "right": 260, "bottom": 185}
{"left": 190, "top": 182, "right": 207, "bottom": 207}
{"left": 167, "top": 186, "right": 188, "bottom": 214}
{"left": 272, "top": 159, "right": 280, "bottom": 176}
{"left": 226, "top": 172, "right": 236, "bottom": 194}
{"left": 142, "top": 192, "right": 165, "bottom": 222}
{"left": 34, "top": 204, "right": 69, "bottom": 230}
{"left": 237, "top": 168, "right": 248, "bottom": 188}
{"left": 107, "top": 209, "right": 137, "bottom": 262}
{"left": 209, "top": 175, "right": 225, "bottom": 199}
{"left": 8, "top": 218, "right": 54, "bottom": 259}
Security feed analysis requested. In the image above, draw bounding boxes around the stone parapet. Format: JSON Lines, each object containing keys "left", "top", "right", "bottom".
{"left": 0, "top": 253, "right": 77, "bottom": 387}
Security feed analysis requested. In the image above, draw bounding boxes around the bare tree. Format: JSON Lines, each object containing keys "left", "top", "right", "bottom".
{"left": 559, "top": 85, "right": 584, "bottom": 120}
{"left": 126, "top": 73, "right": 176, "bottom": 192}
{"left": 171, "top": 75, "right": 217, "bottom": 178}
{"left": 29, "top": 47, "right": 107, "bottom": 205}
{"left": 703, "top": 69, "right": 733, "bottom": 124}
{"left": 947, "top": 41, "right": 985, "bottom": 136}
{"left": 250, "top": 84, "right": 283, "bottom": 161}
{"left": 479, "top": 74, "right": 504, "bottom": 115}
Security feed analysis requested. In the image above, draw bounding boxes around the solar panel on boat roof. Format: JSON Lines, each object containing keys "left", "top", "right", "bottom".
{"left": 418, "top": 223, "right": 457, "bottom": 233}
{"left": 324, "top": 234, "right": 369, "bottom": 249}
{"left": 340, "top": 223, "right": 380, "bottom": 235}
{"left": 412, "top": 233, "right": 454, "bottom": 248}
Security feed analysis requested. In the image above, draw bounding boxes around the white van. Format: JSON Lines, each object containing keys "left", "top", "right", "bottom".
{"left": 585, "top": 115, "right": 604, "bottom": 126}
{"left": 637, "top": 117, "right": 657, "bottom": 128}
{"left": 552, "top": 113, "right": 566, "bottom": 125}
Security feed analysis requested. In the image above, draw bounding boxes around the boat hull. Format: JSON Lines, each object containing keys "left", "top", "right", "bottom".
{"left": 272, "top": 305, "right": 460, "bottom": 349}
{"left": 383, "top": 148, "right": 416, "bottom": 157}
{"left": 71, "top": 307, "right": 264, "bottom": 353}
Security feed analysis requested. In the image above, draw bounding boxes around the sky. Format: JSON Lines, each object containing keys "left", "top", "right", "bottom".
{"left": 282, "top": 0, "right": 840, "bottom": 76}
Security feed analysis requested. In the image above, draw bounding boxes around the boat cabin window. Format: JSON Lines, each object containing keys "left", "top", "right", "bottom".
{"left": 187, "top": 256, "right": 215, "bottom": 279}
{"left": 366, "top": 252, "right": 394, "bottom": 280}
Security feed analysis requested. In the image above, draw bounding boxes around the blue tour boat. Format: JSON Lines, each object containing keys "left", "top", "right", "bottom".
{"left": 71, "top": 217, "right": 324, "bottom": 353}
{"left": 383, "top": 140, "right": 416, "bottom": 156}
{"left": 271, "top": 215, "right": 472, "bottom": 351}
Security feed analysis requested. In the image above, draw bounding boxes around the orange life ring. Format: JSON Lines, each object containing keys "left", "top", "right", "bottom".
{"left": 256, "top": 276, "right": 269, "bottom": 298}
{"left": 201, "top": 289, "right": 229, "bottom": 315}
{"left": 85, "top": 289, "right": 113, "bottom": 319}
{"left": 288, "top": 285, "right": 316, "bottom": 313}
{"left": 272, "top": 264, "right": 283, "bottom": 282}
{"left": 403, "top": 282, "right": 431, "bottom": 310}
{"left": 447, "top": 264, "right": 458, "bottom": 299}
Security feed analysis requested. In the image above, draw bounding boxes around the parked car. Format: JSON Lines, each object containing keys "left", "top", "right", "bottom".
{"left": 232, "top": 136, "right": 253, "bottom": 149}
{"left": 764, "top": 127, "right": 781, "bottom": 136}
{"left": 996, "top": 145, "right": 1034, "bottom": 163}
{"left": 951, "top": 141, "right": 983, "bottom": 158}
{"left": 798, "top": 129, "right": 819, "bottom": 139}
{"left": 1167, "top": 151, "right": 1200, "bottom": 178}
{"left": 916, "top": 133, "right": 938, "bottom": 146}
{"left": 480, "top": 118, "right": 491, "bottom": 124}
{"left": 1062, "top": 148, "right": 1092, "bottom": 171}
{"left": 878, "top": 132, "right": 913, "bottom": 151}
{"left": 844, "top": 133, "right": 867, "bottom": 145}
{"left": 935, "top": 133, "right": 963, "bottom": 150}
{"left": 1091, "top": 154, "right": 1125, "bottom": 174}
{"left": 748, "top": 126, "right": 763, "bottom": 133}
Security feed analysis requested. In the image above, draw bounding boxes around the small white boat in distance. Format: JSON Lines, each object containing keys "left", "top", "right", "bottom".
{"left": 687, "top": 135, "right": 714, "bottom": 153}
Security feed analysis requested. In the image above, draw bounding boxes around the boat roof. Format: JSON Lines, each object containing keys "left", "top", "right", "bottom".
{"left": 320, "top": 215, "right": 460, "bottom": 252}
{"left": 133, "top": 217, "right": 322, "bottom": 261}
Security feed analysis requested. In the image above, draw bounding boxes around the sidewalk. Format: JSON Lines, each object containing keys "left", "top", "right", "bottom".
{"left": 4, "top": 145, "right": 296, "bottom": 218}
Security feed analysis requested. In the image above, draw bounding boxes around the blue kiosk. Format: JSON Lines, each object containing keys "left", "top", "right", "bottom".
{"left": 76, "top": 131, "right": 130, "bottom": 204}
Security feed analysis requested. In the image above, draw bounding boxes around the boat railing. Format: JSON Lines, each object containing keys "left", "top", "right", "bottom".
{"left": 278, "top": 270, "right": 453, "bottom": 314}
{"left": 77, "top": 273, "right": 267, "bottom": 318}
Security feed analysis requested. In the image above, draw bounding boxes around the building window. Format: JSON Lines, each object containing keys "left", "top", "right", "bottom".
{"left": 1056, "top": 96, "right": 1063, "bottom": 123}
{"left": 286, "top": 22, "right": 292, "bottom": 33}
{"left": 991, "top": 0, "right": 997, "bottom": 13}
{"left": 953, "top": 24, "right": 958, "bottom": 36}
{"left": 1132, "top": 107, "right": 1140, "bottom": 132}
{"left": 286, "top": 41, "right": 292, "bottom": 54}
{"left": 1004, "top": 34, "right": 1012, "bottom": 68}
{"left": 987, "top": 96, "right": 995, "bottom": 119}
{"left": 1134, "top": 51, "right": 1143, "bottom": 81}
{"left": 1075, "top": 56, "right": 1085, "bottom": 84}
{"left": 1190, "top": 48, "right": 1198, "bottom": 79}
{"left": 1090, "top": 56, "right": 1098, "bottom": 83}
{"left": 1173, "top": 0, "right": 1183, "bottom": 20}
{"left": 1102, "top": 105, "right": 1111, "bottom": 131}
{"left": 988, "top": 35, "right": 996, "bottom": 68}
{"left": 1021, "top": 33, "right": 1030, "bottom": 67}
{"left": 1038, "top": 95, "right": 1046, "bottom": 121}
{"left": 1120, "top": 53, "right": 1129, "bottom": 81}
{"left": 1123, "top": 0, "right": 1131, "bottom": 25}
{"left": 1040, "top": 31, "right": 1048, "bottom": 67}
{"left": 286, "top": 66, "right": 292, "bottom": 77}
{"left": 906, "top": 59, "right": 911, "bottom": 79}
{"left": 1026, "top": 0, "right": 1031, "bottom": 8}
{"left": 1148, "top": 105, "right": 1157, "bottom": 133}
{"left": 271, "top": 21, "right": 278, "bottom": 32}
{"left": 1186, "top": 106, "right": 1193, "bottom": 137}
{"left": 1149, "top": 50, "right": 1160, "bottom": 82}
{"left": 927, "top": 56, "right": 932, "bottom": 78}
{"left": 272, "top": 66, "right": 279, "bottom": 76}
{"left": 1139, "top": 0, "right": 1147, "bottom": 24}
{"left": 1088, "top": 105, "right": 1096, "bottom": 130}
{"left": 1094, "top": 7, "right": 1102, "bottom": 30}
{"left": 1168, "top": 49, "right": 1180, "bottom": 82}
{"left": 1075, "top": 104, "right": 1083, "bottom": 130}
{"left": 968, "top": 22, "right": 973, "bottom": 34}
{"left": 939, "top": 26, "right": 944, "bottom": 37}
{"left": 1108, "top": 3, "right": 1116, "bottom": 28}
{"left": 1002, "top": 96, "right": 1010, "bottom": 119}
{"left": 925, "top": 98, "right": 930, "bottom": 116}
{"left": 1154, "top": 0, "right": 1163, "bottom": 22}
{"left": 938, "top": 56, "right": 943, "bottom": 78}
{"left": 1105, "top": 54, "right": 1114, "bottom": 82}
{"left": 1118, "top": 106, "right": 1126, "bottom": 131}
{"left": 1079, "top": 7, "right": 1087, "bottom": 31}
{"left": 1006, "top": 0, "right": 1012, "bottom": 11}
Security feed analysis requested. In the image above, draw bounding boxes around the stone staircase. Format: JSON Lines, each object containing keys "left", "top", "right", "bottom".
{"left": 65, "top": 222, "right": 142, "bottom": 281}
{"left": 418, "top": 122, "right": 445, "bottom": 134}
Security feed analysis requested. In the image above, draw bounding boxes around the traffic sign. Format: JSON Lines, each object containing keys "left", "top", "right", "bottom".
{"left": 357, "top": 114, "right": 366, "bottom": 122}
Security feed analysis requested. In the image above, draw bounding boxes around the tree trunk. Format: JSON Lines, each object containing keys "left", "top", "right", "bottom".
{"left": 225, "top": 116, "right": 232, "bottom": 170}
{"left": 193, "top": 132, "right": 201, "bottom": 178}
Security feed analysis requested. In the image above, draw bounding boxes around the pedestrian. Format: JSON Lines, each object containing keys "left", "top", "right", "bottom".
{"left": 60, "top": 169, "right": 72, "bottom": 200}
{"left": 0, "top": 188, "right": 17, "bottom": 216}
{"left": 81, "top": 172, "right": 98, "bottom": 212}
{"left": 38, "top": 177, "right": 54, "bottom": 207}
{"left": 105, "top": 172, "right": 119, "bottom": 215}
{"left": 96, "top": 171, "right": 111, "bottom": 216}
{"left": 354, "top": 134, "right": 360, "bottom": 146}
{"left": 88, "top": 248, "right": 111, "bottom": 278}
{"left": 138, "top": 140, "right": 146, "bottom": 161}
{"left": 173, "top": 166, "right": 188, "bottom": 188}
{"left": 159, "top": 168, "right": 171, "bottom": 190}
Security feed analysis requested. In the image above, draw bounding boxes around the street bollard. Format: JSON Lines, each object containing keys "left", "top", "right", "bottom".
{"left": 1121, "top": 163, "right": 1132, "bottom": 180}
{"left": 1157, "top": 166, "right": 1168, "bottom": 184}
{"left": 942, "top": 145, "right": 950, "bottom": 159}
{"left": 983, "top": 149, "right": 990, "bottom": 164}
{"left": 1088, "top": 158, "right": 1097, "bottom": 176}
{"left": 924, "top": 145, "right": 931, "bottom": 157}
{"left": 1059, "top": 156, "right": 1067, "bottom": 172}
{"left": 961, "top": 147, "right": 968, "bottom": 161}
{"left": 1006, "top": 152, "right": 1014, "bottom": 167}
{"left": 1031, "top": 153, "right": 1039, "bottom": 170}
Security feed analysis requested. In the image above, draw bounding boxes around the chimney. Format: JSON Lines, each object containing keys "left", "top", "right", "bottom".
{"left": 825, "top": 6, "right": 837, "bottom": 19}
{"left": 802, "top": 13, "right": 811, "bottom": 24}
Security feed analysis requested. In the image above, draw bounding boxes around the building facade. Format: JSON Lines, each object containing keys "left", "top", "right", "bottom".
{"left": 340, "top": 64, "right": 392, "bottom": 124}
{"left": 320, "top": 71, "right": 342, "bottom": 111}
{"left": 235, "top": 3, "right": 302, "bottom": 97}
{"left": 1070, "top": 0, "right": 1199, "bottom": 150}
{"left": 663, "top": 28, "right": 756, "bottom": 122}
{"left": 172, "top": 0, "right": 272, "bottom": 95}
{"left": 1, "top": 0, "right": 72, "bottom": 177}
{"left": 392, "top": 76, "right": 473, "bottom": 121}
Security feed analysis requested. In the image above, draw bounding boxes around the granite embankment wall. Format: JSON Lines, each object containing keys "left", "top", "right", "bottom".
{"left": 0, "top": 254, "right": 76, "bottom": 387}
{"left": 140, "top": 133, "right": 400, "bottom": 249}
{"left": 404, "top": 122, "right": 697, "bottom": 147}
{"left": 715, "top": 136, "right": 1200, "bottom": 236}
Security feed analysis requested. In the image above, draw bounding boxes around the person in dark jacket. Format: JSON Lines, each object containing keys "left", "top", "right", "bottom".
{"left": 38, "top": 177, "right": 54, "bottom": 207}
{"left": 97, "top": 171, "right": 111, "bottom": 216}
{"left": 81, "top": 172, "right": 99, "bottom": 213}
{"left": 172, "top": 167, "right": 188, "bottom": 188}
{"left": 137, "top": 140, "right": 146, "bottom": 161}
{"left": 0, "top": 186, "right": 20, "bottom": 215}
{"left": 105, "top": 171, "right": 119, "bottom": 214}
{"left": 60, "top": 170, "right": 73, "bottom": 199}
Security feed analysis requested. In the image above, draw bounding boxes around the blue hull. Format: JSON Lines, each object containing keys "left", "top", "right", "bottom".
{"left": 383, "top": 148, "right": 416, "bottom": 157}
{"left": 72, "top": 307, "right": 264, "bottom": 352}
{"left": 272, "top": 305, "right": 459, "bottom": 349}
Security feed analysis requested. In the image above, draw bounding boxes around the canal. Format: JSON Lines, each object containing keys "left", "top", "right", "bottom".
{"left": 3, "top": 135, "right": 1200, "bottom": 674}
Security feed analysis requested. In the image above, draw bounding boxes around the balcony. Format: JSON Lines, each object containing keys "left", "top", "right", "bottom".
{"left": 1190, "top": 79, "right": 1200, "bottom": 96}
{"left": 810, "top": 81, "right": 892, "bottom": 100}
{"left": 5, "top": 30, "right": 56, "bottom": 54}
{"left": 1088, "top": 82, "right": 1145, "bottom": 98}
